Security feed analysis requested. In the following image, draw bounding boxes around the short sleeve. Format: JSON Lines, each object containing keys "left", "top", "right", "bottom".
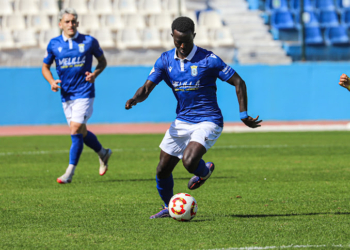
{"left": 209, "top": 53, "right": 235, "bottom": 82}
{"left": 91, "top": 37, "right": 104, "bottom": 58}
{"left": 43, "top": 40, "right": 55, "bottom": 65}
{"left": 147, "top": 57, "right": 165, "bottom": 85}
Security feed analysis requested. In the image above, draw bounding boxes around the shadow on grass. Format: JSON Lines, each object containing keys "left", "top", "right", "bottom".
{"left": 96, "top": 176, "right": 236, "bottom": 182}
{"left": 98, "top": 176, "right": 235, "bottom": 183}
{"left": 228, "top": 212, "right": 350, "bottom": 218}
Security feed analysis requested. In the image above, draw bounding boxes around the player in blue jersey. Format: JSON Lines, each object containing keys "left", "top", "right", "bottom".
{"left": 125, "top": 17, "right": 262, "bottom": 218}
{"left": 41, "top": 8, "right": 112, "bottom": 184}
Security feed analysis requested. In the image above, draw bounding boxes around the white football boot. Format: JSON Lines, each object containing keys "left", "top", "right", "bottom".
{"left": 99, "top": 149, "right": 112, "bottom": 176}
{"left": 57, "top": 172, "right": 74, "bottom": 184}
{"left": 57, "top": 164, "right": 75, "bottom": 184}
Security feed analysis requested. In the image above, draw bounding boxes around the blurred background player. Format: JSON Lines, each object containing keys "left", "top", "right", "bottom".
{"left": 339, "top": 74, "right": 350, "bottom": 91}
{"left": 125, "top": 16, "right": 262, "bottom": 219}
{"left": 41, "top": 8, "right": 112, "bottom": 184}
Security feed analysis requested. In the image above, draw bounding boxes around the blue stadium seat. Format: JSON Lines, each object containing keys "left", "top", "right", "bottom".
{"left": 319, "top": 10, "right": 339, "bottom": 28}
{"left": 341, "top": 9, "right": 350, "bottom": 28}
{"left": 271, "top": 9, "right": 295, "bottom": 29}
{"left": 265, "top": 0, "right": 288, "bottom": 12}
{"left": 314, "top": 0, "right": 336, "bottom": 11}
{"left": 305, "top": 26, "right": 324, "bottom": 45}
{"left": 324, "top": 25, "right": 350, "bottom": 45}
{"left": 336, "top": 0, "right": 350, "bottom": 10}
{"left": 295, "top": 10, "right": 319, "bottom": 27}
{"left": 290, "top": 0, "right": 314, "bottom": 13}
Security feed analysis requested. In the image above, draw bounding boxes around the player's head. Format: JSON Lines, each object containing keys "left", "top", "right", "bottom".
{"left": 171, "top": 16, "right": 196, "bottom": 58}
{"left": 58, "top": 8, "right": 79, "bottom": 38}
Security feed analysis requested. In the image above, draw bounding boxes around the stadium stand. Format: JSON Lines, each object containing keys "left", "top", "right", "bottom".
{"left": 39, "top": 0, "right": 60, "bottom": 15}
{"left": 28, "top": 14, "right": 52, "bottom": 31}
{"left": 290, "top": 0, "right": 314, "bottom": 13}
{"left": 219, "top": 0, "right": 291, "bottom": 64}
{"left": 0, "top": 0, "right": 13, "bottom": 16}
{"left": 341, "top": 8, "right": 350, "bottom": 28}
{"left": 304, "top": 26, "right": 324, "bottom": 45}
{"left": 248, "top": 0, "right": 350, "bottom": 61}
{"left": 0, "top": 0, "right": 295, "bottom": 66}
{"left": 63, "top": 0, "right": 88, "bottom": 14}
{"left": 91, "top": 28, "right": 115, "bottom": 48}
{"left": 15, "top": 0, "right": 40, "bottom": 15}
{"left": 38, "top": 28, "right": 60, "bottom": 49}
{"left": 314, "top": 0, "right": 336, "bottom": 11}
{"left": 5, "top": 0, "right": 350, "bottom": 65}
{"left": 90, "top": 0, "right": 113, "bottom": 15}
{"left": 0, "top": 30, "right": 15, "bottom": 49}
{"left": 78, "top": 13, "right": 100, "bottom": 33}
{"left": 102, "top": 13, "right": 125, "bottom": 31}
{"left": 324, "top": 25, "right": 350, "bottom": 45}
{"left": 142, "top": 27, "right": 163, "bottom": 49}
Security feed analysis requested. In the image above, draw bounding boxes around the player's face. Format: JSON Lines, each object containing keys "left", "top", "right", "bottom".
{"left": 59, "top": 14, "right": 79, "bottom": 38}
{"left": 172, "top": 29, "right": 196, "bottom": 59}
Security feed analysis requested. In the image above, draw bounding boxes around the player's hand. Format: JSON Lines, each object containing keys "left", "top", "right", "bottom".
{"left": 241, "top": 115, "right": 262, "bottom": 128}
{"left": 339, "top": 74, "right": 350, "bottom": 91}
{"left": 85, "top": 71, "right": 96, "bottom": 83}
{"left": 50, "top": 80, "right": 61, "bottom": 92}
{"left": 125, "top": 99, "right": 137, "bottom": 110}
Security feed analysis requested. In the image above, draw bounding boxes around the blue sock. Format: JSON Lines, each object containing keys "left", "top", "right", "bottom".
{"left": 83, "top": 131, "right": 102, "bottom": 153}
{"left": 193, "top": 159, "right": 209, "bottom": 177}
{"left": 69, "top": 134, "right": 84, "bottom": 165}
{"left": 156, "top": 174, "right": 174, "bottom": 208}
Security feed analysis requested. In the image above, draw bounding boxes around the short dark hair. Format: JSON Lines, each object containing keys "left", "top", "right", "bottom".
{"left": 172, "top": 16, "right": 195, "bottom": 34}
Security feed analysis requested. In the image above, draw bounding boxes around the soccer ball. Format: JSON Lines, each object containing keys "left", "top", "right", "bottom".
{"left": 168, "top": 193, "right": 198, "bottom": 221}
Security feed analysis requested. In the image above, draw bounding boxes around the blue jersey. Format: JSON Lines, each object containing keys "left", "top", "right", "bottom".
{"left": 43, "top": 32, "right": 103, "bottom": 102}
{"left": 147, "top": 45, "right": 235, "bottom": 127}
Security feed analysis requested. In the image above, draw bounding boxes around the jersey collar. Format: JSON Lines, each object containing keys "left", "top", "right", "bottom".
{"left": 62, "top": 31, "right": 80, "bottom": 42}
{"left": 174, "top": 45, "right": 197, "bottom": 61}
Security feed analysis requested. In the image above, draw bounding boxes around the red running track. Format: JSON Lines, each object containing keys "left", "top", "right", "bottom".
{"left": 0, "top": 121, "right": 349, "bottom": 136}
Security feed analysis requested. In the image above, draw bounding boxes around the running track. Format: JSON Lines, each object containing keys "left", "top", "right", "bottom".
{"left": 1, "top": 121, "right": 349, "bottom": 136}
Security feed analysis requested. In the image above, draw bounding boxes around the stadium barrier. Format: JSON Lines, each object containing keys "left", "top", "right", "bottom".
{"left": 0, "top": 62, "right": 350, "bottom": 126}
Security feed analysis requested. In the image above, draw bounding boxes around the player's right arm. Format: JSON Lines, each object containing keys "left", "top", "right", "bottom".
{"left": 339, "top": 74, "right": 350, "bottom": 91}
{"left": 42, "top": 63, "right": 61, "bottom": 92}
{"left": 125, "top": 80, "right": 157, "bottom": 109}
{"left": 42, "top": 40, "right": 61, "bottom": 92}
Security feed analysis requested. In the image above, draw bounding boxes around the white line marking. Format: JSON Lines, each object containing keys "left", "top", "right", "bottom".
{"left": 212, "top": 244, "right": 348, "bottom": 249}
{"left": 223, "top": 124, "right": 350, "bottom": 133}
{"left": 0, "top": 144, "right": 341, "bottom": 157}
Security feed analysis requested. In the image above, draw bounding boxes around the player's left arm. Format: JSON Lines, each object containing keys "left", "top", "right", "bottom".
{"left": 85, "top": 54, "right": 107, "bottom": 83}
{"left": 226, "top": 73, "right": 262, "bottom": 128}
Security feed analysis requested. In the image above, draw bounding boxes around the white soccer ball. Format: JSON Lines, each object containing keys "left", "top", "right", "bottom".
{"left": 168, "top": 193, "right": 198, "bottom": 221}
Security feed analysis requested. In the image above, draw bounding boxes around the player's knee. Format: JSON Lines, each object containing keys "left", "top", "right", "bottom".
{"left": 182, "top": 155, "right": 197, "bottom": 173}
{"left": 70, "top": 123, "right": 86, "bottom": 135}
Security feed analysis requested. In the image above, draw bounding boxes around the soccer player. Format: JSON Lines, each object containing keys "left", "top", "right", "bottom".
{"left": 125, "top": 17, "right": 262, "bottom": 218}
{"left": 41, "top": 8, "right": 112, "bottom": 184}
{"left": 339, "top": 74, "right": 350, "bottom": 91}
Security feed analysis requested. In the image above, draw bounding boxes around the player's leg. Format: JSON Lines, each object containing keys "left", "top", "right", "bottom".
{"left": 57, "top": 120, "right": 86, "bottom": 184}
{"left": 83, "top": 129, "right": 112, "bottom": 176}
{"left": 80, "top": 98, "right": 112, "bottom": 175}
{"left": 150, "top": 150, "right": 180, "bottom": 219}
{"left": 57, "top": 98, "right": 89, "bottom": 184}
{"left": 150, "top": 120, "right": 189, "bottom": 219}
{"left": 156, "top": 150, "right": 180, "bottom": 206}
{"left": 185, "top": 122, "right": 223, "bottom": 190}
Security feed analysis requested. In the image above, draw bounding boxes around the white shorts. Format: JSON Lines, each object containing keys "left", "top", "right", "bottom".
{"left": 160, "top": 119, "right": 223, "bottom": 159}
{"left": 62, "top": 98, "right": 94, "bottom": 125}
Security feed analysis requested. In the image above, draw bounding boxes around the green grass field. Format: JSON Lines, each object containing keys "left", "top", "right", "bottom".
{"left": 1, "top": 132, "right": 350, "bottom": 249}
